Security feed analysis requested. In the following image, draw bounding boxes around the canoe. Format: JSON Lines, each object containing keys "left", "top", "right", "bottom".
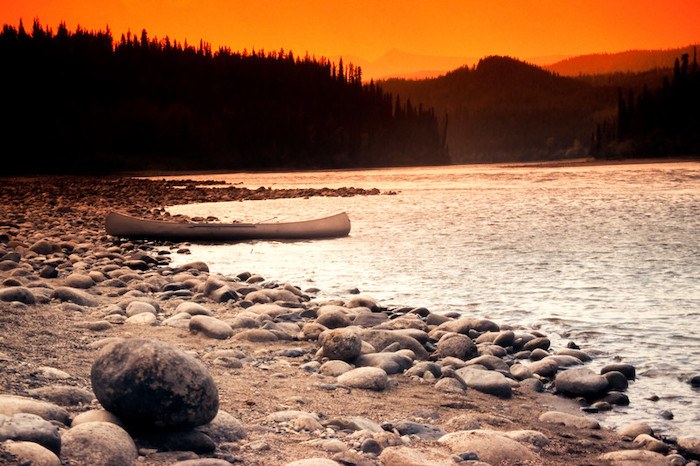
{"left": 105, "top": 211, "right": 351, "bottom": 241}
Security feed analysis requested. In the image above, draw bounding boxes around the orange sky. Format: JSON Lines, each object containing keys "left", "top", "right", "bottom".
{"left": 2, "top": 0, "right": 699, "bottom": 62}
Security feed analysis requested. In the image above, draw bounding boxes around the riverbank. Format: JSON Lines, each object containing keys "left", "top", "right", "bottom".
{"left": 1, "top": 176, "right": 697, "bottom": 465}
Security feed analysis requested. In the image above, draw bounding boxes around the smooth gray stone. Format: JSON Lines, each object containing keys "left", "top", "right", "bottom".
{"left": 465, "top": 354, "right": 509, "bottom": 372}
{"left": 359, "top": 329, "right": 428, "bottom": 360}
{"left": 439, "top": 430, "right": 540, "bottom": 465}
{"left": 27, "top": 385, "right": 95, "bottom": 406}
{"left": 454, "top": 367, "right": 512, "bottom": 398}
{"left": 390, "top": 420, "right": 446, "bottom": 440}
{"left": 601, "top": 363, "right": 636, "bottom": 380}
{"left": 64, "top": 273, "right": 96, "bottom": 289}
{"left": 189, "top": 315, "right": 234, "bottom": 339}
{"left": 354, "top": 352, "right": 412, "bottom": 374}
{"left": 0, "top": 286, "right": 36, "bottom": 304}
{"left": 0, "top": 413, "right": 61, "bottom": 454}
{"left": 319, "top": 360, "right": 353, "bottom": 376}
{"left": 176, "top": 301, "right": 213, "bottom": 316}
{"left": 555, "top": 367, "right": 609, "bottom": 399}
{"left": 1, "top": 440, "right": 61, "bottom": 466}
{"left": 539, "top": 411, "right": 600, "bottom": 429}
{"left": 0, "top": 395, "right": 70, "bottom": 425}
{"left": 51, "top": 286, "right": 97, "bottom": 307}
{"left": 337, "top": 367, "right": 388, "bottom": 391}
{"left": 29, "top": 240, "right": 56, "bottom": 255}
{"left": 195, "top": 410, "right": 246, "bottom": 442}
{"left": 125, "top": 301, "right": 156, "bottom": 317}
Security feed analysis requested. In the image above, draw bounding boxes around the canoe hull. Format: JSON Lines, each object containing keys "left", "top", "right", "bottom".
{"left": 105, "top": 211, "right": 351, "bottom": 241}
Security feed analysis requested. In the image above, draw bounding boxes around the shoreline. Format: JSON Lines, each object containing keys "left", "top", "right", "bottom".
{"left": 89, "top": 156, "right": 700, "bottom": 179}
{"left": 1, "top": 176, "right": 698, "bottom": 465}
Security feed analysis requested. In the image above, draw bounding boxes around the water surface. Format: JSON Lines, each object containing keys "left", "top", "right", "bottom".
{"left": 163, "top": 162, "right": 700, "bottom": 436}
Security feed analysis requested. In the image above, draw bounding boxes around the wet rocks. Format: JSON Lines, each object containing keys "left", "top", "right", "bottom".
{"left": 688, "top": 374, "right": 700, "bottom": 387}
{"left": 90, "top": 338, "right": 219, "bottom": 430}
{"left": 554, "top": 367, "right": 609, "bottom": 399}
{"left": 601, "top": 363, "right": 636, "bottom": 380}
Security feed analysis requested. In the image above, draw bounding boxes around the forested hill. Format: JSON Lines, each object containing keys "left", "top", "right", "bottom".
{"left": 381, "top": 56, "right": 616, "bottom": 163}
{"left": 544, "top": 45, "right": 698, "bottom": 76}
{"left": 0, "top": 21, "right": 447, "bottom": 175}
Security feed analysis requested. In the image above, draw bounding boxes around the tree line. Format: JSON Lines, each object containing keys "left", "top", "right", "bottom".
{"left": 381, "top": 56, "right": 617, "bottom": 163}
{"left": 593, "top": 50, "right": 700, "bottom": 158}
{"left": 0, "top": 20, "right": 448, "bottom": 175}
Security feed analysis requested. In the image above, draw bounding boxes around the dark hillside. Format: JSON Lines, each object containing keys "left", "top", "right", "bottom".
{"left": 544, "top": 45, "right": 698, "bottom": 76}
{"left": 382, "top": 56, "right": 616, "bottom": 163}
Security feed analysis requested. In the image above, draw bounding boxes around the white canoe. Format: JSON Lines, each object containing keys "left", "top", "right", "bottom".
{"left": 105, "top": 211, "right": 351, "bottom": 241}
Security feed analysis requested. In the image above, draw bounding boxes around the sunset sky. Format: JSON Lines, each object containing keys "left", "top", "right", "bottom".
{"left": 2, "top": 0, "right": 699, "bottom": 62}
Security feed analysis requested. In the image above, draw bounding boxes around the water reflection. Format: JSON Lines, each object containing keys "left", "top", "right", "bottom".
{"left": 165, "top": 162, "right": 700, "bottom": 436}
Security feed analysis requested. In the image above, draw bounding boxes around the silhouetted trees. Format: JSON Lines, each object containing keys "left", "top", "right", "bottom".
{"left": 0, "top": 20, "right": 447, "bottom": 175}
{"left": 594, "top": 50, "right": 700, "bottom": 158}
{"left": 382, "top": 56, "right": 615, "bottom": 163}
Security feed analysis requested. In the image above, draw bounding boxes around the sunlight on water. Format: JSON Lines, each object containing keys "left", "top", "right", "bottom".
{"left": 164, "top": 161, "right": 700, "bottom": 437}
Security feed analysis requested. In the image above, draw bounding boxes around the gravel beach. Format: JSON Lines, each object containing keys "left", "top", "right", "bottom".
{"left": 1, "top": 176, "right": 698, "bottom": 466}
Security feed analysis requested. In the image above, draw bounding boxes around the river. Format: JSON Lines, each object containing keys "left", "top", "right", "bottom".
{"left": 160, "top": 161, "right": 700, "bottom": 437}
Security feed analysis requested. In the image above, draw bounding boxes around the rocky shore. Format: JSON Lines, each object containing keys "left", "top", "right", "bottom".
{"left": 0, "top": 176, "right": 698, "bottom": 466}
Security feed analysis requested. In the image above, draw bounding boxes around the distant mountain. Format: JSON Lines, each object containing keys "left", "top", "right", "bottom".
{"left": 544, "top": 45, "right": 698, "bottom": 76}
{"left": 381, "top": 56, "right": 616, "bottom": 163}
{"left": 334, "top": 49, "right": 475, "bottom": 81}
{"left": 339, "top": 50, "right": 574, "bottom": 82}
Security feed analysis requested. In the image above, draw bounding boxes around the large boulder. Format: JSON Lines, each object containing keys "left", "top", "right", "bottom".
{"left": 90, "top": 338, "right": 219, "bottom": 430}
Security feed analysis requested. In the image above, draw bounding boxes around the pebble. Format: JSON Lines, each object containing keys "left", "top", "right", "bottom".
{"left": 454, "top": 367, "right": 512, "bottom": 398}
{"left": 0, "top": 412, "right": 61, "bottom": 454}
{"left": 51, "top": 286, "right": 98, "bottom": 306}
{"left": 0, "top": 286, "right": 36, "bottom": 304}
{"left": 1, "top": 440, "right": 61, "bottom": 466}
{"left": 554, "top": 367, "right": 609, "bottom": 399}
{"left": 27, "top": 385, "right": 95, "bottom": 406}
{"left": 189, "top": 315, "right": 234, "bottom": 339}
{"left": 601, "top": 363, "right": 636, "bottom": 380}
{"left": 678, "top": 436, "right": 700, "bottom": 456}
{"left": 538, "top": 411, "right": 600, "bottom": 429}
{"left": 195, "top": 410, "right": 246, "bottom": 442}
{"left": 320, "top": 328, "right": 362, "bottom": 361}
{"left": 438, "top": 430, "right": 541, "bottom": 465}
{"left": 337, "top": 367, "right": 388, "bottom": 391}
{"left": 618, "top": 421, "right": 653, "bottom": 438}
{"left": 599, "top": 449, "right": 672, "bottom": 465}
{"left": 378, "top": 445, "right": 454, "bottom": 466}
{"left": 0, "top": 395, "right": 70, "bottom": 425}
{"left": 354, "top": 352, "right": 413, "bottom": 374}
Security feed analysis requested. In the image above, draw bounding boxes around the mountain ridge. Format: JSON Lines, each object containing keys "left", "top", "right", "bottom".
{"left": 336, "top": 45, "right": 698, "bottom": 81}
